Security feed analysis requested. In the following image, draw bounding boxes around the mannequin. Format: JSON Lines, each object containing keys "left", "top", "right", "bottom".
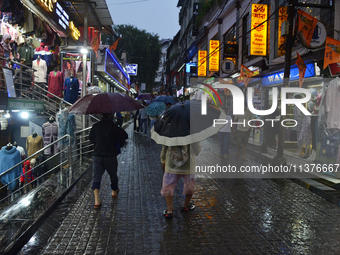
{"left": 13, "top": 141, "right": 26, "bottom": 161}
{"left": 0, "top": 143, "right": 21, "bottom": 191}
{"left": 6, "top": 143, "right": 13, "bottom": 150}
{"left": 42, "top": 117, "right": 59, "bottom": 155}
{"left": 26, "top": 131, "right": 43, "bottom": 158}
{"left": 47, "top": 67, "right": 63, "bottom": 98}
{"left": 32, "top": 56, "right": 47, "bottom": 83}
{"left": 64, "top": 74, "right": 79, "bottom": 104}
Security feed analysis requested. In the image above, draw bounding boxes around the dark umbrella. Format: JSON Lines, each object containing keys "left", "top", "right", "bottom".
{"left": 152, "top": 95, "right": 177, "bottom": 104}
{"left": 151, "top": 100, "right": 226, "bottom": 146}
{"left": 136, "top": 93, "right": 155, "bottom": 100}
{"left": 68, "top": 93, "right": 144, "bottom": 114}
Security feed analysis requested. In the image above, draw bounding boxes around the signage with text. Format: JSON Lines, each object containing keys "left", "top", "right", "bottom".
{"left": 7, "top": 98, "right": 44, "bottom": 111}
{"left": 262, "top": 62, "right": 315, "bottom": 86}
{"left": 34, "top": 0, "right": 80, "bottom": 40}
{"left": 250, "top": 4, "right": 268, "bottom": 56}
{"left": 278, "top": 7, "right": 287, "bottom": 57}
{"left": 198, "top": 50, "right": 207, "bottom": 76}
{"left": 209, "top": 40, "right": 220, "bottom": 72}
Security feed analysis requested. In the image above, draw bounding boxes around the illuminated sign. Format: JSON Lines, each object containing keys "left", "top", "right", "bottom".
{"left": 198, "top": 50, "right": 207, "bottom": 76}
{"left": 70, "top": 21, "right": 80, "bottom": 40}
{"left": 250, "top": 4, "right": 268, "bottom": 56}
{"left": 40, "top": 0, "right": 57, "bottom": 12}
{"left": 278, "top": 7, "right": 287, "bottom": 57}
{"left": 209, "top": 40, "right": 220, "bottom": 72}
{"left": 34, "top": 0, "right": 80, "bottom": 40}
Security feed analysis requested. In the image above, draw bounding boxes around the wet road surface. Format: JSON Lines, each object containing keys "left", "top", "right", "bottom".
{"left": 19, "top": 125, "right": 340, "bottom": 254}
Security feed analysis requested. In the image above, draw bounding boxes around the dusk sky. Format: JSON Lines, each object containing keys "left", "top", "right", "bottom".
{"left": 108, "top": 0, "right": 180, "bottom": 40}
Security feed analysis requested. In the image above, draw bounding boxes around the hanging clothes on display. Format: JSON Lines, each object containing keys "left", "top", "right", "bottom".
{"left": 26, "top": 132, "right": 43, "bottom": 158}
{"left": 63, "top": 76, "right": 79, "bottom": 104}
{"left": 47, "top": 70, "right": 63, "bottom": 98}
{"left": 0, "top": 144, "right": 21, "bottom": 191}
{"left": 32, "top": 57, "right": 47, "bottom": 83}
{"left": 42, "top": 117, "right": 59, "bottom": 155}
{"left": 13, "top": 141, "right": 26, "bottom": 161}
{"left": 56, "top": 109, "right": 77, "bottom": 149}
{"left": 325, "top": 77, "right": 340, "bottom": 130}
{"left": 18, "top": 42, "right": 34, "bottom": 65}
{"left": 33, "top": 46, "right": 53, "bottom": 66}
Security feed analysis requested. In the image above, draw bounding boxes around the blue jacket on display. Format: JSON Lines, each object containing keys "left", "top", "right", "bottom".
{"left": 64, "top": 77, "right": 79, "bottom": 104}
{"left": 0, "top": 146, "right": 21, "bottom": 191}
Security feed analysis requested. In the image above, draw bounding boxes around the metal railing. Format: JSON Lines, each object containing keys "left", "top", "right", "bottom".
{"left": 0, "top": 135, "right": 72, "bottom": 205}
{"left": 0, "top": 124, "right": 95, "bottom": 209}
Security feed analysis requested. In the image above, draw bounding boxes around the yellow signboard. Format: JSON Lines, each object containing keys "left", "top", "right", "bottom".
{"left": 209, "top": 40, "right": 220, "bottom": 71}
{"left": 198, "top": 50, "right": 207, "bottom": 76}
{"left": 278, "top": 7, "right": 288, "bottom": 57}
{"left": 250, "top": 4, "right": 268, "bottom": 56}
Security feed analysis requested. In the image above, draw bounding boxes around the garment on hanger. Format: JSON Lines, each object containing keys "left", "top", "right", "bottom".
{"left": 325, "top": 77, "right": 340, "bottom": 130}
{"left": 298, "top": 116, "right": 312, "bottom": 149}
{"left": 42, "top": 120, "right": 59, "bottom": 155}
{"left": 47, "top": 70, "right": 63, "bottom": 97}
{"left": 18, "top": 44, "right": 34, "bottom": 64}
{"left": 26, "top": 134, "right": 43, "bottom": 158}
{"left": 0, "top": 146, "right": 21, "bottom": 191}
{"left": 63, "top": 77, "right": 79, "bottom": 104}
{"left": 32, "top": 58, "right": 47, "bottom": 83}
{"left": 56, "top": 109, "right": 76, "bottom": 148}
{"left": 15, "top": 145, "right": 26, "bottom": 161}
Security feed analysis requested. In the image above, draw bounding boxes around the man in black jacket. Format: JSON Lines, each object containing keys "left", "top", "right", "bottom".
{"left": 89, "top": 113, "right": 128, "bottom": 209}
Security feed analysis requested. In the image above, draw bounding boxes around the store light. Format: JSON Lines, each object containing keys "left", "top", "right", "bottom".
{"left": 4, "top": 111, "right": 10, "bottom": 118}
{"left": 20, "top": 111, "right": 29, "bottom": 119}
{"left": 80, "top": 48, "right": 88, "bottom": 54}
{"left": 11, "top": 110, "right": 20, "bottom": 112}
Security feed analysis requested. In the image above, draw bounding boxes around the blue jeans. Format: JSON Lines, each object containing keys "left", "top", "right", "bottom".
{"left": 140, "top": 118, "right": 148, "bottom": 135}
{"left": 217, "top": 132, "right": 230, "bottom": 155}
{"left": 150, "top": 119, "right": 157, "bottom": 130}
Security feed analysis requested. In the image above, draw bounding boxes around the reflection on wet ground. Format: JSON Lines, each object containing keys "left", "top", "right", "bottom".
{"left": 16, "top": 125, "right": 340, "bottom": 254}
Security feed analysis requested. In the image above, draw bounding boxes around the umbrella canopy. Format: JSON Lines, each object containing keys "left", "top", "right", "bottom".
{"left": 152, "top": 95, "right": 177, "bottom": 104}
{"left": 145, "top": 102, "right": 166, "bottom": 116}
{"left": 68, "top": 93, "right": 144, "bottom": 114}
{"left": 151, "top": 100, "right": 227, "bottom": 146}
{"left": 136, "top": 93, "right": 155, "bottom": 100}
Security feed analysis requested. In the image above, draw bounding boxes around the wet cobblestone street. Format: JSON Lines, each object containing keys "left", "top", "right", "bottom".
{"left": 21, "top": 125, "right": 340, "bottom": 254}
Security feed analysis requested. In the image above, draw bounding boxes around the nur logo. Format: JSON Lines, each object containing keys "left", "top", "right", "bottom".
{"left": 197, "top": 83, "right": 222, "bottom": 107}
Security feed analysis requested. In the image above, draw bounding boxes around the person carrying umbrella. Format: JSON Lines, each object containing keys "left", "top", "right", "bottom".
{"left": 89, "top": 113, "right": 128, "bottom": 209}
{"left": 151, "top": 100, "right": 226, "bottom": 218}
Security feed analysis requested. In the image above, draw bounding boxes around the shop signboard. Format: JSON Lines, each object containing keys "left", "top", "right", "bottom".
{"left": 33, "top": 0, "right": 80, "bottom": 40}
{"left": 7, "top": 98, "right": 44, "bottom": 111}
{"left": 278, "top": 7, "right": 288, "bottom": 57}
{"left": 262, "top": 62, "right": 315, "bottom": 86}
{"left": 250, "top": 4, "right": 268, "bottom": 56}
{"left": 328, "top": 62, "right": 340, "bottom": 76}
{"left": 221, "top": 59, "right": 235, "bottom": 74}
{"left": 186, "top": 43, "right": 198, "bottom": 62}
{"left": 198, "top": 50, "right": 207, "bottom": 76}
{"left": 209, "top": 40, "right": 220, "bottom": 72}
{"left": 105, "top": 49, "right": 130, "bottom": 90}
{"left": 127, "top": 64, "right": 138, "bottom": 76}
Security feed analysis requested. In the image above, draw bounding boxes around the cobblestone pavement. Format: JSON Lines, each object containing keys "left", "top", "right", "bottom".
{"left": 31, "top": 125, "right": 340, "bottom": 255}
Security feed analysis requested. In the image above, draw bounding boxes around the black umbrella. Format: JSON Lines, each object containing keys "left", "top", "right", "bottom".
{"left": 151, "top": 100, "right": 226, "bottom": 146}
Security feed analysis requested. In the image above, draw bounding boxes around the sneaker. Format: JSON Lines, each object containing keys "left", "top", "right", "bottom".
{"left": 163, "top": 209, "right": 173, "bottom": 219}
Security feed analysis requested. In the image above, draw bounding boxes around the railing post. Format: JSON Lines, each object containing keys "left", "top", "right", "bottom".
{"left": 68, "top": 135, "right": 73, "bottom": 186}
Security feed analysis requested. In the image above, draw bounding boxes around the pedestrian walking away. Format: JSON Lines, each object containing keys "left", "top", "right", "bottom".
{"left": 160, "top": 142, "right": 201, "bottom": 219}
{"left": 89, "top": 113, "right": 128, "bottom": 209}
{"left": 233, "top": 102, "right": 254, "bottom": 162}
{"left": 139, "top": 102, "right": 148, "bottom": 136}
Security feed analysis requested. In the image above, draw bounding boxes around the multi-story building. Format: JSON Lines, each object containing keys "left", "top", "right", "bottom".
{"left": 154, "top": 39, "right": 172, "bottom": 94}
{"left": 169, "top": 0, "right": 340, "bottom": 163}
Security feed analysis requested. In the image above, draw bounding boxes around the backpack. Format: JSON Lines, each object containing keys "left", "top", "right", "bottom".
{"left": 169, "top": 146, "right": 189, "bottom": 167}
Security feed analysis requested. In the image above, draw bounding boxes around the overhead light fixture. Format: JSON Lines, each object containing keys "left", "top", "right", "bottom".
{"left": 80, "top": 48, "right": 88, "bottom": 54}
{"left": 4, "top": 111, "right": 10, "bottom": 118}
{"left": 20, "top": 111, "right": 29, "bottom": 119}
